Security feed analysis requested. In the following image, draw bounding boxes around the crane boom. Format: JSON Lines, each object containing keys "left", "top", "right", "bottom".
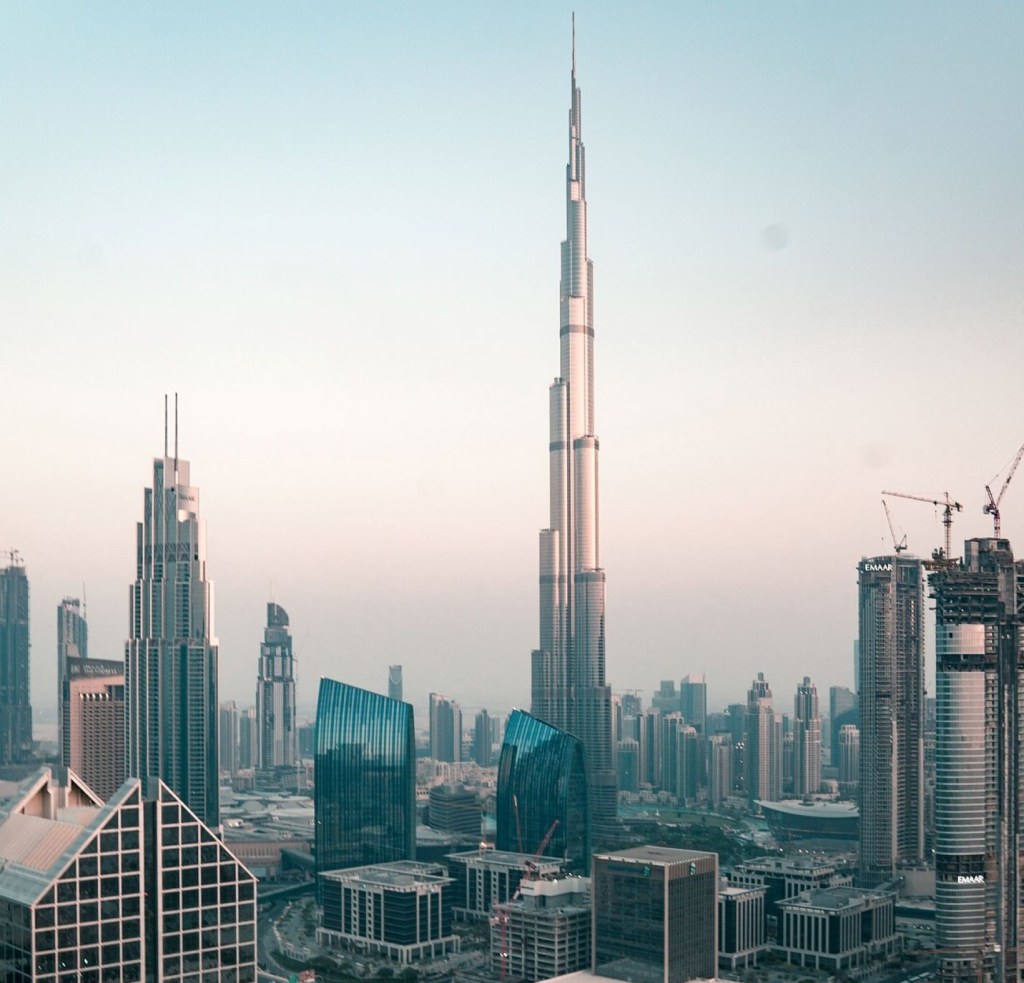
{"left": 983, "top": 441, "right": 1024, "bottom": 537}
{"left": 881, "top": 490, "right": 963, "bottom": 560}
{"left": 881, "top": 499, "right": 907, "bottom": 553}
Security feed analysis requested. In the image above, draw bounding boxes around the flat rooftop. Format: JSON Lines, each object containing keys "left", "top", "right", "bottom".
{"left": 594, "top": 846, "right": 715, "bottom": 864}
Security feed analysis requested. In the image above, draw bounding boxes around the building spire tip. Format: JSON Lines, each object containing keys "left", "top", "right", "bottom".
{"left": 572, "top": 12, "right": 576, "bottom": 78}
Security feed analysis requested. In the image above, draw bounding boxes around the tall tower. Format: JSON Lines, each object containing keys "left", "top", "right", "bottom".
{"left": 530, "top": 21, "right": 616, "bottom": 825}
{"left": 930, "top": 538, "right": 1023, "bottom": 983}
{"left": 256, "top": 601, "right": 297, "bottom": 770}
{"left": 745, "top": 673, "right": 781, "bottom": 806}
{"left": 57, "top": 596, "right": 88, "bottom": 762}
{"left": 857, "top": 554, "right": 925, "bottom": 887}
{"left": 125, "top": 398, "right": 219, "bottom": 824}
{"left": 429, "top": 692, "right": 462, "bottom": 763}
{"left": 793, "top": 676, "right": 821, "bottom": 796}
{"left": 388, "top": 664, "right": 403, "bottom": 703}
{"left": 0, "top": 554, "right": 32, "bottom": 766}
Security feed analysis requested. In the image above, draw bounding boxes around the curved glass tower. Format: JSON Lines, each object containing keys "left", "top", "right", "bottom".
{"left": 496, "top": 709, "right": 589, "bottom": 872}
{"left": 314, "top": 677, "right": 415, "bottom": 876}
{"left": 531, "top": 21, "right": 616, "bottom": 827}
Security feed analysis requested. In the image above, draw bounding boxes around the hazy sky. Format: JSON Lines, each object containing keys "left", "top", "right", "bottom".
{"left": 3, "top": 2, "right": 1023, "bottom": 725}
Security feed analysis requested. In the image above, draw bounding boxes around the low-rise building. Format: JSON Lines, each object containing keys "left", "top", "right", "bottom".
{"left": 318, "top": 861, "right": 459, "bottom": 963}
{"left": 718, "top": 884, "right": 766, "bottom": 971}
{"left": 447, "top": 849, "right": 564, "bottom": 922}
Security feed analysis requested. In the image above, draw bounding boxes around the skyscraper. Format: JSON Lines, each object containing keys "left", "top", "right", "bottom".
{"left": 828, "top": 685, "right": 858, "bottom": 767}
{"left": 125, "top": 402, "right": 219, "bottom": 824}
{"left": 56, "top": 596, "right": 87, "bottom": 759}
{"left": 680, "top": 673, "right": 707, "bottom": 733}
{"left": 256, "top": 601, "right": 297, "bottom": 770}
{"left": 473, "top": 709, "right": 493, "bottom": 766}
{"left": 388, "top": 664, "right": 403, "bottom": 703}
{"left": 930, "top": 538, "right": 1023, "bottom": 983}
{"left": 530, "top": 30, "right": 616, "bottom": 825}
{"left": 0, "top": 554, "right": 32, "bottom": 767}
{"left": 793, "top": 676, "right": 821, "bottom": 797}
{"left": 62, "top": 656, "right": 125, "bottom": 799}
{"left": 429, "top": 692, "right": 462, "bottom": 763}
{"left": 857, "top": 554, "right": 925, "bottom": 887}
{"left": 745, "top": 673, "right": 781, "bottom": 806}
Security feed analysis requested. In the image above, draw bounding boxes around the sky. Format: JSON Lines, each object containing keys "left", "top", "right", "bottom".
{"left": 2, "top": 2, "right": 1023, "bottom": 727}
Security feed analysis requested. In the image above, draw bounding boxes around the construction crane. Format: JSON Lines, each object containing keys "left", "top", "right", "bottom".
{"left": 881, "top": 490, "right": 963, "bottom": 560}
{"left": 983, "top": 442, "right": 1024, "bottom": 537}
{"left": 881, "top": 499, "right": 907, "bottom": 553}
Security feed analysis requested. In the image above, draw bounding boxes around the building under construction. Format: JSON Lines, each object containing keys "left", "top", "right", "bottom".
{"left": 930, "top": 538, "right": 1024, "bottom": 983}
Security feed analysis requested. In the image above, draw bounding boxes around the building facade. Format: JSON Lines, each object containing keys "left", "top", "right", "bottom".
{"left": 837, "top": 724, "right": 859, "bottom": 790}
{"left": 0, "top": 767, "right": 257, "bottom": 983}
{"left": 0, "top": 557, "right": 32, "bottom": 767}
{"left": 530, "top": 38, "right": 617, "bottom": 826}
{"left": 256, "top": 602, "right": 297, "bottom": 771}
{"left": 446, "top": 849, "right": 563, "bottom": 922}
{"left": 56, "top": 596, "right": 88, "bottom": 760}
{"left": 125, "top": 422, "right": 219, "bottom": 825}
{"left": 592, "top": 846, "right": 718, "bottom": 983}
{"left": 745, "top": 673, "right": 781, "bottom": 806}
{"left": 828, "top": 685, "right": 858, "bottom": 768}
{"left": 61, "top": 657, "right": 125, "bottom": 800}
{"left": 793, "top": 676, "right": 821, "bottom": 797}
{"left": 718, "top": 884, "right": 766, "bottom": 971}
{"left": 930, "top": 538, "right": 1024, "bottom": 983}
{"left": 496, "top": 709, "right": 589, "bottom": 872}
{"left": 314, "top": 677, "right": 415, "bottom": 875}
{"left": 857, "top": 554, "right": 925, "bottom": 887}
{"left": 428, "top": 693, "right": 462, "bottom": 763}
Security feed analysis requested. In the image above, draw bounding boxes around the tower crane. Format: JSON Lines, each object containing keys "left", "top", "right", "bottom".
{"left": 983, "top": 441, "right": 1024, "bottom": 538}
{"left": 880, "top": 490, "right": 962, "bottom": 560}
{"left": 881, "top": 499, "right": 907, "bottom": 553}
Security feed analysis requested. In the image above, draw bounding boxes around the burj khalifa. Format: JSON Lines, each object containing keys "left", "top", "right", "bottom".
{"left": 531, "top": 28, "right": 617, "bottom": 825}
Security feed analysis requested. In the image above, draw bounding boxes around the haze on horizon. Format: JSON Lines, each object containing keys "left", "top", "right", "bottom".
{"left": 2, "top": 2, "right": 1022, "bottom": 725}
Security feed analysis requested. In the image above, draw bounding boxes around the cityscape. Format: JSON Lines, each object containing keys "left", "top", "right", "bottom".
{"left": 3, "top": 5, "right": 1024, "bottom": 983}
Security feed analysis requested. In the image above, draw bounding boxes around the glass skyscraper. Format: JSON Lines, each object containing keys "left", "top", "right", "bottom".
{"left": 315, "top": 677, "right": 415, "bottom": 876}
{"left": 0, "top": 554, "right": 32, "bottom": 767}
{"left": 496, "top": 709, "right": 589, "bottom": 872}
{"left": 125, "top": 411, "right": 219, "bottom": 826}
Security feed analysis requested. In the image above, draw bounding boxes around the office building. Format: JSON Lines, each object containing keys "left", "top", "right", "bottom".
{"left": 930, "top": 538, "right": 1024, "bottom": 983}
{"left": 427, "top": 785, "right": 481, "bottom": 837}
{"left": 238, "top": 707, "right": 257, "bottom": 770}
{"left": 592, "top": 846, "right": 718, "bottom": 983}
{"left": 718, "top": 884, "right": 766, "bottom": 972}
{"left": 491, "top": 874, "right": 591, "bottom": 981}
{"left": 318, "top": 861, "right": 458, "bottom": 963}
{"left": 61, "top": 656, "right": 125, "bottom": 800}
{"left": 828, "top": 686, "right": 858, "bottom": 767}
{"left": 0, "top": 556, "right": 32, "bottom": 767}
{"left": 745, "top": 673, "right": 781, "bottom": 806}
{"left": 56, "top": 596, "right": 88, "bottom": 759}
{"left": 315, "top": 677, "right": 415, "bottom": 875}
{"left": 729, "top": 855, "right": 853, "bottom": 932}
{"left": 472, "top": 709, "right": 493, "bottom": 766}
{"left": 496, "top": 710, "right": 589, "bottom": 872}
{"left": 529, "top": 37, "right": 616, "bottom": 826}
{"left": 125, "top": 409, "right": 219, "bottom": 825}
{"left": 429, "top": 693, "right": 462, "bottom": 763}
{"left": 446, "top": 849, "right": 564, "bottom": 922}
{"left": 388, "top": 664, "right": 403, "bottom": 703}
{"left": 219, "top": 701, "right": 239, "bottom": 777}
{"left": 793, "top": 676, "right": 821, "bottom": 796}
{"left": 650, "top": 681, "right": 679, "bottom": 715}
{"left": 679, "top": 673, "right": 707, "bottom": 733}
{"left": 857, "top": 554, "right": 925, "bottom": 886}
{"left": 0, "top": 767, "right": 257, "bottom": 982}
{"left": 256, "top": 601, "right": 297, "bottom": 770}
{"left": 837, "top": 724, "right": 859, "bottom": 789}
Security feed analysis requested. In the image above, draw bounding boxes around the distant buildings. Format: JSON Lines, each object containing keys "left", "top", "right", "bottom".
{"left": 447, "top": 849, "right": 564, "bottom": 922}
{"left": 125, "top": 420, "right": 219, "bottom": 825}
{"left": 56, "top": 596, "right": 87, "bottom": 759}
{"left": 0, "top": 556, "right": 32, "bottom": 767}
{"left": 529, "top": 41, "right": 616, "bottom": 827}
{"left": 837, "top": 724, "right": 860, "bottom": 789}
{"left": 61, "top": 656, "right": 125, "bottom": 800}
{"left": 472, "top": 709, "right": 493, "bottom": 766}
{"left": 592, "top": 846, "right": 718, "bottom": 983}
{"left": 828, "top": 685, "right": 858, "bottom": 768}
{"left": 388, "top": 664, "right": 403, "bottom": 703}
{"left": 256, "top": 601, "right": 297, "bottom": 770}
{"left": 496, "top": 710, "right": 589, "bottom": 872}
{"left": 429, "top": 692, "right": 462, "bottom": 763}
{"left": 745, "top": 673, "right": 781, "bottom": 806}
{"left": 857, "top": 554, "right": 925, "bottom": 886}
{"left": 793, "top": 676, "right": 821, "bottom": 796}
{"left": 427, "top": 784, "right": 480, "bottom": 837}
{"left": 314, "top": 677, "right": 415, "bottom": 875}
{"left": 0, "top": 767, "right": 257, "bottom": 982}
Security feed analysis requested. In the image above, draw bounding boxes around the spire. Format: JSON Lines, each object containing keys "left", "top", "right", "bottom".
{"left": 572, "top": 12, "right": 576, "bottom": 84}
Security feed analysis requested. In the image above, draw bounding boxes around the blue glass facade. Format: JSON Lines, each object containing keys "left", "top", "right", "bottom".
{"left": 496, "top": 709, "right": 589, "bottom": 872}
{"left": 315, "top": 678, "right": 416, "bottom": 877}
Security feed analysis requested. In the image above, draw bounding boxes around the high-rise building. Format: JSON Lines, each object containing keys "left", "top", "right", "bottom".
{"left": 219, "top": 700, "right": 239, "bottom": 777}
{"left": 0, "top": 767, "right": 257, "bottom": 982}
{"left": 429, "top": 692, "right": 462, "bottom": 763}
{"left": 0, "top": 555, "right": 32, "bottom": 767}
{"left": 529, "top": 36, "right": 616, "bottom": 825}
{"left": 793, "top": 676, "right": 821, "bottom": 797}
{"left": 838, "top": 724, "right": 860, "bottom": 789}
{"left": 238, "top": 706, "right": 258, "bottom": 770}
{"left": 256, "top": 601, "right": 297, "bottom": 770}
{"left": 745, "top": 673, "right": 781, "bottom": 806}
{"left": 709, "top": 735, "right": 733, "bottom": 805}
{"left": 125, "top": 407, "right": 219, "bottom": 825}
{"left": 472, "top": 709, "right": 493, "bottom": 767}
{"left": 857, "top": 554, "right": 925, "bottom": 887}
{"left": 388, "top": 664, "right": 403, "bottom": 703}
{"left": 56, "top": 596, "right": 88, "bottom": 759}
{"left": 680, "top": 673, "right": 707, "bottom": 733}
{"left": 62, "top": 656, "right": 125, "bottom": 799}
{"left": 496, "top": 709, "right": 589, "bottom": 872}
{"left": 650, "top": 680, "right": 679, "bottom": 715}
{"left": 592, "top": 846, "right": 718, "bottom": 983}
{"left": 828, "top": 685, "right": 858, "bottom": 767}
{"left": 930, "top": 538, "right": 1024, "bottom": 983}
{"left": 315, "top": 677, "right": 415, "bottom": 875}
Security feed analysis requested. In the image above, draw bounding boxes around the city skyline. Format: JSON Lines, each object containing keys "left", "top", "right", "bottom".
{"left": 3, "top": 4, "right": 1024, "bottom": 720}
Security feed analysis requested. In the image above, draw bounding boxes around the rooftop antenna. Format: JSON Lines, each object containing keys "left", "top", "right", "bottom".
{"left": 164, "top": 394, "right": 168, "bottom": 458}
{"left": 174, "top": 392, "right": 179, "bottom": 475}
{"left": 572, "top": 12, "right": 576, "bottom": 78}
